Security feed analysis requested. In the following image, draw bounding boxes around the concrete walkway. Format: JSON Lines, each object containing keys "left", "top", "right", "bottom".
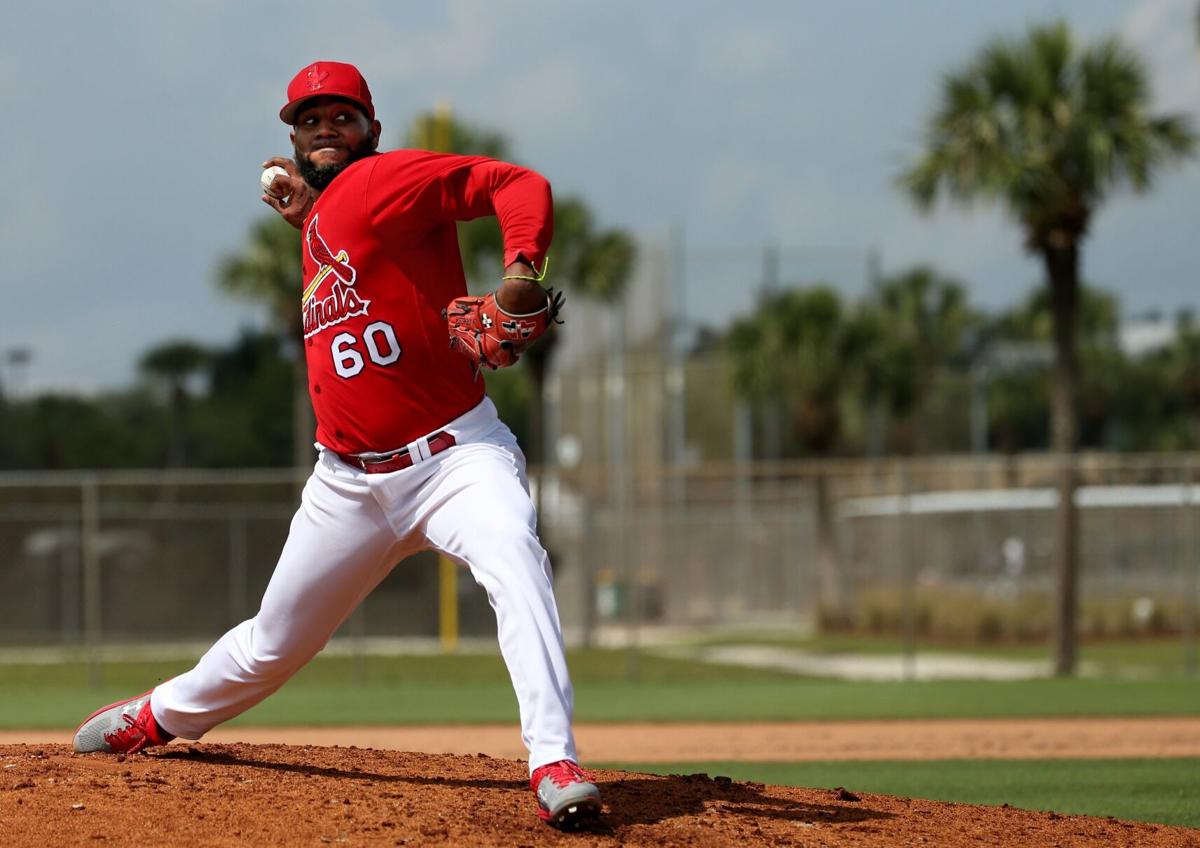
{"left": 658, "top": 644, "right": 1059, "bottom": 681}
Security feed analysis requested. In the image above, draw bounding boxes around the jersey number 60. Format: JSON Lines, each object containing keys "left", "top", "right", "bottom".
{"left": 331, "top": 321, "right": 402, "bottom": 378}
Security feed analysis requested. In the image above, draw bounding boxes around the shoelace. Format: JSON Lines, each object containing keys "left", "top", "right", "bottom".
{"left": 542, "top": 761, "right": 587, "bottom": 788}
{"left": 103, "top": 707, "right": 150, "bottom": 752}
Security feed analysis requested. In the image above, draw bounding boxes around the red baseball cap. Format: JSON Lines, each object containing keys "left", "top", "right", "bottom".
{"left": 280, "top": 61, "right": 375, "bottom": 125}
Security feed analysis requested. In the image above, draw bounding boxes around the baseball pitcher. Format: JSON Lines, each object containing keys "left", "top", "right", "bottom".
{"left": 72, "top": 60, "right": 601, "bottom": 829}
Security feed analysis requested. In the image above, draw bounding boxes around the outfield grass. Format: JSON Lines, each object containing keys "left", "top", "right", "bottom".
{"left": 603, "top": 758, "right": 1200, "bottom": 829}
{"left": 1, "top": 650, "right": 1199, "bottom": 728}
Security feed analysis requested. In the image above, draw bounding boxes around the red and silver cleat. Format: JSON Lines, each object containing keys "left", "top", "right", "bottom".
{"left": 531, "top": 759, "right": 602, "bottom": 828}
{"left": 73, "top": 690, "right": 174, "bottom": 754}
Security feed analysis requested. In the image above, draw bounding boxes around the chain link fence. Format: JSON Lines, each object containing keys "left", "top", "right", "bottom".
{"left": 1, "top": 454, "right": 1197, "bottom": 675}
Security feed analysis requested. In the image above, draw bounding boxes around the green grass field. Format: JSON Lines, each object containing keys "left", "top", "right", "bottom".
{"left": 1, "top": 648, "right": 1198, "bottom": 728}
{"left": 604, "top": 758, "right": 1200, "bottom": 829}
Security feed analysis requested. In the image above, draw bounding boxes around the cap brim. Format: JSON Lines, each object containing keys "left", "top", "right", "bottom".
{"left": 279, "top": 95, "right": 373, "bottom": 125}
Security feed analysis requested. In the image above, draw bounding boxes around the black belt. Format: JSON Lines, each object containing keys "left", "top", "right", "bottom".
{"left": 337, "top": 431, "right": 457, "bottom": 474}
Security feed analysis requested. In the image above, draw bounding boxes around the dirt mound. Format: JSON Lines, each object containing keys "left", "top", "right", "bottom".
{"left": 1, "top": 743, "right": 1194, "bottom": 847}
{"left": 9, "top": 717, "right": 1200, "bottom": 762}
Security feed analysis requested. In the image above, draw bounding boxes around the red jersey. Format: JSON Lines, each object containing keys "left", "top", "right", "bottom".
{"left": 298, "top": 150, "right": 553, "bottom": 454}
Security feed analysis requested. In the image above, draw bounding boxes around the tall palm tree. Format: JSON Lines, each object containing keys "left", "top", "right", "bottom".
{"left": 901, "top": 21, "right": 1195, "bottom": 674}
{"left": 140, "top": 340, "right": 211, "bottom": 467}
{"left": 215, "top": 217, "right": 306, "bottom": 470}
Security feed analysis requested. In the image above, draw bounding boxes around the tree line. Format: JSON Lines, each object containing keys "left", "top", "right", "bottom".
{"left": 722, "top": 273, "right": 1200, "bottom": 459}
{"left": 3, "top": 262, "right": 1197, "bottom": 471}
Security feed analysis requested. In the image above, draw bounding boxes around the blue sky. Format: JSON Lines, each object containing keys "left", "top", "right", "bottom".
{"left": 1, "top": 0, "right": 1196, "bottom": 391}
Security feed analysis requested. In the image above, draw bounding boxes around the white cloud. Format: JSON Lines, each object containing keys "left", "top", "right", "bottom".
{"left": 1122, "top": 0, "right": 1178, "bottom": 43}
{"left": 0, "top": 191, "right": 56, "bottom": 279}
{"left": 0, "top": 50, "right": 20, "bottom": 105}
{"left": 1120, "top": 0, "right": 1200, "bottom": 113}
{"left": 697, "top": 156, "right": 766, "bottom": 227}
{"left": 696, "top": 23, "right": 792, "bottom": 83}
{"left": 486, "top": 57, "right": 601, "bottom": 142}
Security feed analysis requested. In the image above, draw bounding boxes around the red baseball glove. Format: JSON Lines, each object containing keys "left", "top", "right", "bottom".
{"left": 445, "top": 288, "right": 564, "bottom": 371}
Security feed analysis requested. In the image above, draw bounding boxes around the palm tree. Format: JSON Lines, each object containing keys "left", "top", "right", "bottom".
{"left": 1164, "top": 313, "right": 1200, "bottom": 445}
{"left": 901, "top": 21, "right": 1196, "bottom": 674}
{"left": 140, "top": 340, "right": 211, "bottom": 467}
{"left": 727, "top": 287, "right": 855, "bottom": 455}
{"left": 989, "top": 285, "right": 1123, "bottom": 451}
{"left": 864, "top": 267, "right": 974, "bottom": 452}
{"left": 845, "top": 302, "right": 917, "bottom": 457}
{"left": 215, "top": 217, "right": 306, "bottom": 470}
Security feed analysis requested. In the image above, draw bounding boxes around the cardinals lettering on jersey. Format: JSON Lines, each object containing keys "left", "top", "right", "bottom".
{"left": 302, "top": 215, "right": 370, "bottom": 339}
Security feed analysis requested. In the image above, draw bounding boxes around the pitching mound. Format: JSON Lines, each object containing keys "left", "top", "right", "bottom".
{"left": 1, "top": 743, "right": 1194, "bottom": 847}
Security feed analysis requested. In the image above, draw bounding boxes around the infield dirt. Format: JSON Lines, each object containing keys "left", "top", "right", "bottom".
{"left": 3, "top": 742, "right": 1197, "bottom": 847}
{"left": 6, "top": 716, "right": 1200, "bottom": 761}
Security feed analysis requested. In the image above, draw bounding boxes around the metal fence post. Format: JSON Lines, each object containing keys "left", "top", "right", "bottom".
{"left": 228, "top": 512, "right": 248, "bottom": 626}
{"left": 60, "top": 514, "right": 79, "bottom": 645}
{"left": 733, "top": 402, "right": 753, "bottom": 623}
{"left": 580, "top": 494, "right": 597, "bottom": 649}
{"left": 1185, "top": 460, "right": 1198, "bottom": 677}
{"left": 605, "top": 302, "right": 639, "bottom": 680}
{"left": 350, "top": 605, "right": 368, "bottom": 687}
{"left": 900, "top": 463, "right": 916, "bottom": 681}
{"left": 81, "top": 474, "right": 102, "bottom": 688}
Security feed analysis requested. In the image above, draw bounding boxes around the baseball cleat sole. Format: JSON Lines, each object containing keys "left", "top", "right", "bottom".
{"left": 532, "top": 758, "right": 603, "bottom": 829}
{"left": 544, "top": 796, "right": 602, "bottom": 829}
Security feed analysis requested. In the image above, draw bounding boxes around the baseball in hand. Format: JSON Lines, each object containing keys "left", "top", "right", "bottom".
{"left": 260, "top": 165, "right": 290, "bottom": 197}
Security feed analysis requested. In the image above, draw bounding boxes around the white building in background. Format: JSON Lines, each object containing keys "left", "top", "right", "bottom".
{"left": 1118, "top": 315, "right": 1178, "bottom": 358}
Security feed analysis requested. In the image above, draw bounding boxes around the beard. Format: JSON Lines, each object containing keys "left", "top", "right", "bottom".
{"left": 296, "top": 138, "right": 377, "bottom": 191}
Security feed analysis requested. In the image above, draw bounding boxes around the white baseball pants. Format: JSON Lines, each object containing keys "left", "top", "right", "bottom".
{"left": 151, "top": 397, "right": 577, "bottom": 772}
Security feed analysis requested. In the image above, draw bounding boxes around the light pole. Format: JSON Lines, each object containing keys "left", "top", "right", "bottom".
{"left": 3, "top": 347, "right": 32, "bottom": 399}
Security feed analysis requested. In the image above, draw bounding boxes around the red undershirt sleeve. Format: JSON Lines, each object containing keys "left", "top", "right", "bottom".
{"left": 365, "top": 150, "right": 554, "bottom": 272}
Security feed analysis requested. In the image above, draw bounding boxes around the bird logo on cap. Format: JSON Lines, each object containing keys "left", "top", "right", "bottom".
{"left": 304, "top": 64, "right": 329, "bottom": 92}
